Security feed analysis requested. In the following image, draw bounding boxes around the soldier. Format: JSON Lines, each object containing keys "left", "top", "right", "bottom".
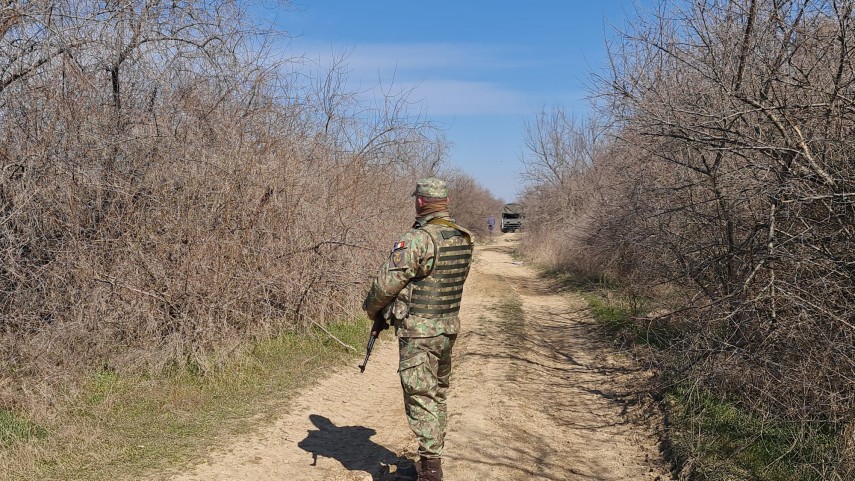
{"left": 363, "top": 177, "right": 474, "bottom": 481}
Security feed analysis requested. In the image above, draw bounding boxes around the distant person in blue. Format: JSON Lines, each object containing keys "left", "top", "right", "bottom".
{"left": 486, "top": 215, "right": 495, "bottom": 238}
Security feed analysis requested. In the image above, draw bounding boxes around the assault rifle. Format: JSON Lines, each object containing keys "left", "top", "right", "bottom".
{"left": 358, "top": 311, "right": 389, "bottom": 373}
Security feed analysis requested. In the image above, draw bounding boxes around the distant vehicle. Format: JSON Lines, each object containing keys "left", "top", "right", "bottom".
{"left": 501, "top": 203, "right": 523, "bottom": 233}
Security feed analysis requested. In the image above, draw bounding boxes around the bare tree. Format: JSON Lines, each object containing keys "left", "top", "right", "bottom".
{"left": 0, "top": 0, "right": 455, "bottom": 417}
{"left": 520, "top": 0, "right": 855, "bottom": 477}
{"left": 444, "top": 170, "right": 504, "bottom": 239}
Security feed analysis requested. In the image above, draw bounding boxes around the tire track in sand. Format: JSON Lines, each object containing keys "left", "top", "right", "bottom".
{"left": 444, "top": 235, "right": 669, "bottom": 480}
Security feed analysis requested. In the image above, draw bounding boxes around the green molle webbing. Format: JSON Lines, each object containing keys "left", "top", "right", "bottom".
{"left": 407, "top": 305, "right": 463, "bottom": 316}
{"left": 410, "top": 287, "right": 464, "bottom": 299}
{"left": 413, "top": 278, "right": 466, "bottom": 288}
{"left": 430, "top": 272, "right": 468, "bottom": 280}
{"left": 409, "top": 226, "right": 473, "bottom": 318}
{"left": 438, "top": 253, "right": 472, "bottom": 261}
{"left": 410, "top": 299, "right": 463, "bottom": 309}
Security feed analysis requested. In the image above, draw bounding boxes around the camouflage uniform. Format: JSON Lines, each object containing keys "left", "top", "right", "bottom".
{"left": 363, "top": 178, "right": 474, "bottom": 464}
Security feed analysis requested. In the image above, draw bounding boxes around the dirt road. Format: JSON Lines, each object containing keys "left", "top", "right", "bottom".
{"left": 159, "top": 234, "right": 671, "bottom": 481}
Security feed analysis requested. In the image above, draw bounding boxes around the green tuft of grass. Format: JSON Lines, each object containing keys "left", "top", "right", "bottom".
{"left": 494, "top": 295, "right": 525, "bottom": 334}
{"left": 586, "top": 294, "right": 636, "bottom": 330}
{"left": 666, "top": 388, "right": 839, "bottom": 481}
{"left": 545, "top": 270, "right": 623, "bottom": 292}
{"left": 537, "top": 268, "right": 678, "bottom": 349}
{"left": 0, "top": 410, "right": 48, "bottom": 448}
{"left": 582, "top": 292, "right": 678, "bottom": 349}
{"left": 492, "top": 293, "right": 525, "bottom": 382}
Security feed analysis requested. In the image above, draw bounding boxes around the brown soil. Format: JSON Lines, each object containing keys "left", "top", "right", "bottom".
{"left": 156, "top": 234, "right": 671, "bottom": 481}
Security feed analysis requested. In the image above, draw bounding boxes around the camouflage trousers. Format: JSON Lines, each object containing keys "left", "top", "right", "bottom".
{"left": 398, "top": 333, "right": 457, "bottom": 458}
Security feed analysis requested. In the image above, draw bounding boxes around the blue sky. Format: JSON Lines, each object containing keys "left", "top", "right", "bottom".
{"left": 262, "top": 1, "right": 646, "bottom": 201}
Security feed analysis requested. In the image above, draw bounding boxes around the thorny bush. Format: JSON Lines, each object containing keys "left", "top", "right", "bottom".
{"left": 521, "top": 0, "right": 855, "bottom": 478}
{"left": 0, "top": 1, "right": 452, "bottom": 407}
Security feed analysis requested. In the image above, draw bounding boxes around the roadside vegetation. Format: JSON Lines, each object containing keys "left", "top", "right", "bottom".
{"left": 554, "top": 272, "right": 838, "bottom": 481}
{"left": 0, "top": 1, "right": 501, "bottom": 479}
{"left": 0, "top": 319, "right": 367, "bottom": 481}
{"left": 519, "top": 1, "right": 855, "bottom": 479}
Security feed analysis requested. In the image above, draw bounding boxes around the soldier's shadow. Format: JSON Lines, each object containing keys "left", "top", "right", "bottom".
{"left": 297, "top": 414, "right": 413, "bottom": 480}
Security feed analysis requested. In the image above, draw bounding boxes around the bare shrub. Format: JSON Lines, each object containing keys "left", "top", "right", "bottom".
{"left": 0, "top": 0, "right": 450, "bottom": 411}
{"left": 519, "top": 108, "right": 615, "bottom": 277}
{"left": 444, "top": 171, "right": 504, "bottom": 239}
{"left": 521, "top": 0, "right": 855, "bottom": 476}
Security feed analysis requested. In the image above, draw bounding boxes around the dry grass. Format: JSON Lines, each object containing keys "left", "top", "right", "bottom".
{"left": 0, "top": 318, "right": 368, "bottom": 481}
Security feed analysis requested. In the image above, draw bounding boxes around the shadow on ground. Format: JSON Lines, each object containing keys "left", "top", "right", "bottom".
{"left": 297, "top": 414, "right": 415, "bottom": 480}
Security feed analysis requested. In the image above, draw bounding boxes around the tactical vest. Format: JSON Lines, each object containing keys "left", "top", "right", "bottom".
{"left": 408, "top": 220, "right": 474, "bottom": 319}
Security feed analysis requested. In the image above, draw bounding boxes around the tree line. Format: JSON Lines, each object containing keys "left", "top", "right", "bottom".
{"left": 0, "top": 0, "right": 501, "bottom": 414}
{"left": 520, "top": 0, "right": 854, "bottom": 478}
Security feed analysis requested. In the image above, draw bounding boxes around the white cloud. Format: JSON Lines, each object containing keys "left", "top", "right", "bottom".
{"left": 294, "top": 41, "right": 520, "bottom": 76}
{"left": 401, "top": 79, "right": 529, "bottom": 116}
{"left": 283, "top": 41, "right": 533, "bottom": 116}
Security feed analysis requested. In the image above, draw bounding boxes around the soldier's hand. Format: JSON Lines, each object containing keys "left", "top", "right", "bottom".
{"left": 371, "top": 311, "right": 389, "bottom": 335}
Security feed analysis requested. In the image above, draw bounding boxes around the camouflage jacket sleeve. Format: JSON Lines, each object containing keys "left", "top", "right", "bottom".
{"left": 363, "top": 229, "right": 436, "bottom": 318}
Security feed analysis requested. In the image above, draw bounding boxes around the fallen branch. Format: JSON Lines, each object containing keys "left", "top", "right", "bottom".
{"left": 310, "top": 319, "right": 357, "bottom": 352}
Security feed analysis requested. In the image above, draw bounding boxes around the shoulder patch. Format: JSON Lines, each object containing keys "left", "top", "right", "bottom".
{"left": 393, "top": 241, "right": 407, "bottom": 250}
{"left": 391, "top": 250, "right": 404, "bottom": 267}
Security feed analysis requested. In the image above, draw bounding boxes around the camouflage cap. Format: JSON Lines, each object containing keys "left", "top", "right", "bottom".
{"left": 412, "top": 177, "right": 448, "bottom": 198}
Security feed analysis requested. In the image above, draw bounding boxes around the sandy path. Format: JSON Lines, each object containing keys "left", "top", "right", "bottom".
{"left": 156, "top": 234, "right": 670, "bottom": 481}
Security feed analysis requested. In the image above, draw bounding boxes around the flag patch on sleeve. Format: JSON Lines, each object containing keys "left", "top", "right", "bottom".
{"left": 391, "top": 250, "right": 404, "bottom": 267}
{"left": 393, "top": 241, "right": 407, "bottom": 250}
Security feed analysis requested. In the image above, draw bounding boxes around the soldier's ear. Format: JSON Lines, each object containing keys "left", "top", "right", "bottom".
{"left": 416, "top": 196, "right": 426, "bottom": 208}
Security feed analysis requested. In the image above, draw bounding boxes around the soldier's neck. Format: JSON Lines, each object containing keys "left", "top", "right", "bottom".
{"left": 415, "top": 211, "right": 451, "bottom": 226}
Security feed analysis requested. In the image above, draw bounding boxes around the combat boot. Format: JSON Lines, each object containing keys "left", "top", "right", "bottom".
{"left": 391, "top": 458, "right": 418, "bottom": 480}
{"left": 416, "top": 456, "right": 442, "bottom": 481}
